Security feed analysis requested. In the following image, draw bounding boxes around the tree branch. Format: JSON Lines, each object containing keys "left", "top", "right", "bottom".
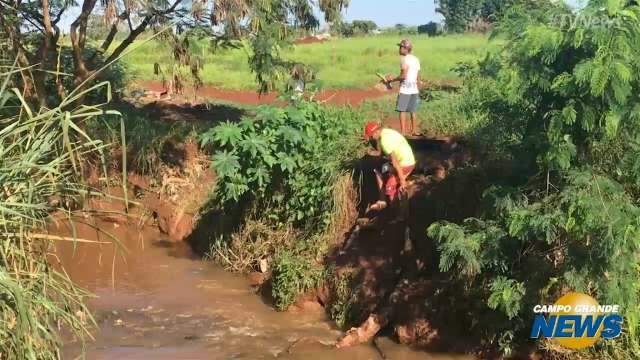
{"left": 69, "top": 0, "right": 98, "bottom": 83}
{"left": 34, "top": 0, "right": 58, "bottom": 103}
{"left": 52, "top": 7, "right": 65, "bottom": 25}
{"left": 0, "top": 10, "right": 38, "bottom": 101}
{"left": 159, "top": 0, "right": 184, "bottom": 15}
{"left": 100, "top": 11, "right": 129, "bottom": 53}
{"left": 103, "top": 0, "right": 184, "bottom": 65}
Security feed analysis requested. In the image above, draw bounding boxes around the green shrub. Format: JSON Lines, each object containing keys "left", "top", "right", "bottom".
{"left": 328, "top": 270, "right": 364, "bottom": 329}
{"left": 202, "top": 100, "right": 363, "bottom": 308}
{"left": 271, "top": 248, "right": 327, "bottom": 311}
{"left": 202, "top": 100, "right": 364, "bottom": 228}
{"left": 428, "top": 0, "right": 640, "bottom": 356}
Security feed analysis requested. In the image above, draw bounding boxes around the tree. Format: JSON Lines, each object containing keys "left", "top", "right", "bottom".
{"left": 394, "top": 23, "right": 407, "bottom": 32}
{"left": 435, "top": 0, "right": 519, "bottom": 33}
{"left": 0, "top": 0, "right": 350, "bottom": 106}
{"left": 351, "top": 20, "right": 377, "bottom": 34}
{"left": 418, "top": 22, "right": 443, "bottom": 36}
{"left": 429, "top": 0, "right": 640, "bottom": 355}
{"left": 332, "top": 19, "right": 377, "bottom": 37}
{"left": 435, "top": 0, "right": 483, "bottom": 33}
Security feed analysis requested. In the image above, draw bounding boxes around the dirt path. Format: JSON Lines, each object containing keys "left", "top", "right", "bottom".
{"left": 293, "top": 36, "right": 329, "bottom": 45}
{"left": 137, "top": 81, "right": 393, "bottom": 107}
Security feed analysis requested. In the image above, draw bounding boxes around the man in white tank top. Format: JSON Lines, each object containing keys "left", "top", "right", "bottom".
{"left": 385, "top": 39, "right": 422, "bottom": 136}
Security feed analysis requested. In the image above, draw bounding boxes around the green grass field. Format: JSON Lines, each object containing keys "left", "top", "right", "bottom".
{"left": 123, "top": 34, "right": 491, "bottom": 90}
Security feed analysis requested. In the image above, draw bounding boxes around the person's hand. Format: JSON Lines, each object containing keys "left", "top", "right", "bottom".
{"left": 399, "top": 179, "right": 408, "bottom": 193}
{"left": 385, "top": 74, "right": 394, "bottom": 83}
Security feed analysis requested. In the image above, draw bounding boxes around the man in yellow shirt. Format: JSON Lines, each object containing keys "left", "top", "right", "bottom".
{"left": 364, "top": 122, "right": 416, "bottom": 211}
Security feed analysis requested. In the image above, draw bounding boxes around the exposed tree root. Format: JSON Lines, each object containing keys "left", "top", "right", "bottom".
{"left": 336, "top": 312, "right": 389, "bottom": 348}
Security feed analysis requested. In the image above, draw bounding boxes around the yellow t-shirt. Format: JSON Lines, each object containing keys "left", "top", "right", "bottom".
{"left": 379, "top": 128, "right": 416, "bottom": 167}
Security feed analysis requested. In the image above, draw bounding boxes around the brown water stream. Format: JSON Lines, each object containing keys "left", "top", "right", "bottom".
{"left": 55, "top": 217, "right": 474, "bottom": 360}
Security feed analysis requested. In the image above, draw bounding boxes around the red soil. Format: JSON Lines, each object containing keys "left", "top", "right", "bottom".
{"left": 138, "top": 81, "right": 392, "bottom": 107}
{"left": 293, "top": 36, "right": 328, "bottom": 45}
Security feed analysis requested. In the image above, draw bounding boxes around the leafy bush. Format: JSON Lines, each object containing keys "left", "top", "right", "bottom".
{"left": 271, "top": 248, "right": 327, "bottom": 310}
{"left": 332, "top": 20, "right": 378, "bottom": 37}
{"left": 202, "top": 100, "right": 364, "bottom": 228}
{"left": 352, "top": 20, "right": 378, "bottom": 35}
{"left": 202, "top": 100, "right": 363, "bottom": 308}
{"left": 428, "top": 0, "right": 640, "bottom": 356}
{"left": 208, "top": 220, "right": 297, "bottom": 273}
{"left": 328, "top": 270, "right": 364, "bottom": 329}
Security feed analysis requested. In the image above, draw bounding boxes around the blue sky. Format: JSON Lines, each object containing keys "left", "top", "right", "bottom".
{"left": 340, "top": 0, "right": 441, "bottom": 27}
{"left": 60, "top": 1, "right": 439, "bottom": 30}
{"left": 59, "top": 0, "right": 586, "bottom": 31}
{"left": 336, "top": 0, "right": 585, "bottom": 27}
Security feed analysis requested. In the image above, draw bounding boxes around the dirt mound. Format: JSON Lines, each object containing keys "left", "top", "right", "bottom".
{"left": 141, "top": 100, "right": 246, "bottom": 123}
{"left": 293, "top": 36, "right": 329, "bottom": 45}
{"left": 322, "top": 136, "right": 490, "bottom": 353}
{"left": 137, "top": 81, "right": 392, "bottom": 107}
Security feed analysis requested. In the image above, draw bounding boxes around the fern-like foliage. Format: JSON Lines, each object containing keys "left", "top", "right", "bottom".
{"left": 202, "top": 100, "right": 364, "bottom": 228}
{"left": 429, "top": 0, "right": 640, "bottom": 356}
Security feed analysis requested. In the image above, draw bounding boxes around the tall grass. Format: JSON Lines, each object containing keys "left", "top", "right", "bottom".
{"left": 123, "top": 34, "right": 492, "bottom": 90}
{"left": 360, "top": 91, "right": 489, "bottom": 138}
{"left": 0, "top": 69, "right": 120, "bottom": 359}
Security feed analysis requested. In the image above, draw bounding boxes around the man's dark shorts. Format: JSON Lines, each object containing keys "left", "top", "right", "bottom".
{"left": 396, "top": 93, "right": 420, "bottom": 113}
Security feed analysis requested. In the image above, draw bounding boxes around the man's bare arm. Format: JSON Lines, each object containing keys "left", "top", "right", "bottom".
{"left": 387, "top": 64, "right": 408, "bottom": 84}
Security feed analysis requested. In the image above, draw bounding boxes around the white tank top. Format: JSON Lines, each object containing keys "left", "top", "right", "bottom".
{"left": 399, "top": 54, "right": 421, "bottom": 95}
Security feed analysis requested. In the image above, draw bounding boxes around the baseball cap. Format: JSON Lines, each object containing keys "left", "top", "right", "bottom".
{"left": 364, "top": 122, "right": 381, "bottom": 139}
{"left": 397, "top": 39, "right": 413, "bottom": 50}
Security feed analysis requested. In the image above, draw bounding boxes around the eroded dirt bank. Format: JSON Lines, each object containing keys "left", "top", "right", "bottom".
{"left": 180, "top": 115, "right": 495, "bottom": 357}
{"left": 322, "top": 135, "right": 487, "bottom": 351}
{"left": 54, "top": 101, "right": 476, "bottom": 358}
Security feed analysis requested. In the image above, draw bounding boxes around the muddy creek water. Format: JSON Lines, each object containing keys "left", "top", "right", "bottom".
{"left": 55, "top": 217, "right": 473, "bottom": 360}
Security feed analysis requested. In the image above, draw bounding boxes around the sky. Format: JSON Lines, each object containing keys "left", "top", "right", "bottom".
{"left": 335, "top": 0, "right": 585, "bottom": 28}
{"left": 59, "top": 0, "right": 440, "bottom": 30}
{"left": 59, "top": 0, "right": 586, "bottom": 32}
{"left": 339, "top": 0, "right": 441, "bottom": 28}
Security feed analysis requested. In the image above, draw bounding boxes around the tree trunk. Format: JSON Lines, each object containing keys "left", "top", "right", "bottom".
{"left": 0, "top": 12, "right": 38, "bottom": 103}
{"left": 69, "top": 0, "right": 98, "bottom": 88}
{"left": 32, "top": 0, "right": 56, "bottom": 107}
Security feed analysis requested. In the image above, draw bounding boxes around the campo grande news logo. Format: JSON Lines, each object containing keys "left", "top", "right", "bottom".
{"left": 530, "top": 292, "right": 623, "bottom": 349}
